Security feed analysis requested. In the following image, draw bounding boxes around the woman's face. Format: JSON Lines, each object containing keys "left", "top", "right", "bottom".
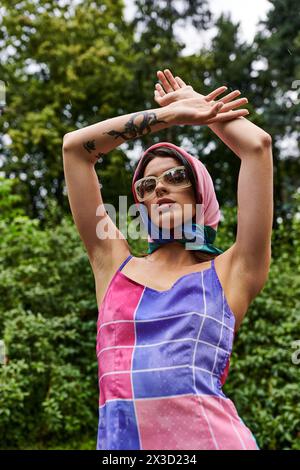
{"left": 141, "top": 156, "right": 196, "bottom": 230}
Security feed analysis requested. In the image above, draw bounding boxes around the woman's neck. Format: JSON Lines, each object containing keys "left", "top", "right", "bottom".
{"left": 145, "top": 241, "right": 211, "bottom": 268}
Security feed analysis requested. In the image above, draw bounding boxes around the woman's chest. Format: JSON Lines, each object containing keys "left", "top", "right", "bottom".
{"left": 95, "top": 260, "right": 210, "bottom": 307}
{"left": 121, "top": 260, "right": 213, "bottom": 291}
{"left": 95, "top": 255, "right": 249, "bottom": 334}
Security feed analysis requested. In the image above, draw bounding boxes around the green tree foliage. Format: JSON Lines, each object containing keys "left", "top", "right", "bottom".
{"left": 0, "top": 0, "right": 299, "bottom": 450}
{"left": 0, "top": 177, "right": 98, "bottom": 448}
{"left": 254, "top": 0, "right": 300, "bottom": 223}
{"left": 0, "top": 0, "right": 136, "bottom": 221}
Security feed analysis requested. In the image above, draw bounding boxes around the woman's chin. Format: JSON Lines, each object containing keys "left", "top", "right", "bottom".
{"left": 152, "top": 209, "right": 194, "bottom": 229}
{"left": 154, "top": 214, "right": 183, "bottom": 230}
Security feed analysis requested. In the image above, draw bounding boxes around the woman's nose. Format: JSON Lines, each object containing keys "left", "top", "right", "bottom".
{"left": 155, "top": 178, "right": 168, "bottom": 190}
{"left": 155, "top": 180, "right": 168, "bottom": 195}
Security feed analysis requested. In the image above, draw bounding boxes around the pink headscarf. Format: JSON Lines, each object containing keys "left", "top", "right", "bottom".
{"left": 131, "top": 141, "right": 223, "bottom": 253}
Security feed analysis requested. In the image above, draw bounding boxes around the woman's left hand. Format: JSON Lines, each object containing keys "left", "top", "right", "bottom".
{"left": 154, "top": 69, "right": 250, "bottom": 122}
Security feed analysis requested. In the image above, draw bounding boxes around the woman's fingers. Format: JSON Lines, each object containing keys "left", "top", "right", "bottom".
{"left": 154, "top": 90, "right": 175, "bottom": 106}
{"left": 212, "top": 101, "right": 224, "bottom": 112}
{"left": 217, "top": 109, "right": 249, "bottom": 121}
{"left": 156, "top": 69, "right": 186, "bottom": 94}
{"left": 153, "top": 92, "right": 161, "bottom": 104}
{"left": 205, "top": 109, "right": 249, "bottom": 123}
{"left": 162, "top": 69, "right": 181, "bottom": 90}
{"left": 155, "top": 83, "right": 165, "bottom": 97}
{"left": 217, "top": 97, "right": 248, "bottom": 113}
{"left": 206, "top": 88, "right": 244, "bottom": 107}
{"left": 209, "top": 93, "right": 248, "bottom": 112}
{"left": 204, "top": 101, "right": 224, "bottom": 117}
{"left": 205, "top": 86, "right": 228, "bottom": 101}
{"left": 215, "top": 89, "right": 242, "bottom": 104}
{"left": 175, "top": 76, "right": 186, "bottom": 87}
{"left": 156, "top": 70, "right": 174, "bottom": 93}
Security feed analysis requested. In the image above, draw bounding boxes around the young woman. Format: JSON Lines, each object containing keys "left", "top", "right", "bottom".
{"left": 62, "top": 69, "right": 273, "bottom": 450}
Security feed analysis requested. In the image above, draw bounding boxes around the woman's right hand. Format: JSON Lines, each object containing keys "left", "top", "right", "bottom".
{"left": 154, "top": 69, "right": 249, "bottom": 123}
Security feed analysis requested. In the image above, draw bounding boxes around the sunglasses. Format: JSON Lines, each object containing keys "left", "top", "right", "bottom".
{"left": 134, "top": 165, "right": 192, "bottom": 202}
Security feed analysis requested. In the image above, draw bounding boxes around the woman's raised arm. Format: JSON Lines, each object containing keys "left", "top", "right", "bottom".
{"left": 154, "top": 69, "right": 273, "bottom": 330}
{"left": 62, "top": 107, "right": 176, "bottom": 164}
{"left": 62, "top": 106, "right": 177, "bottom": 274}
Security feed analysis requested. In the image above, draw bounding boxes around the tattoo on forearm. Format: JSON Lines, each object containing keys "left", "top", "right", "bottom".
{"left": 82, "top": 111, "right": 166, "bottom": 159}
{"left": 104, "top": 111, "right": 167, "bottom": 141}
{"left": 82, "top": 139, "right": 105, "bottom": 162}
{"left": 83, "top": 140, "right": 96, "bottom": 153}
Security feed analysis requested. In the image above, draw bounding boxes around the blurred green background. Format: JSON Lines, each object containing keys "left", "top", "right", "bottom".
{"left": 0, "top": 0, "right": 299, "bottom": 450}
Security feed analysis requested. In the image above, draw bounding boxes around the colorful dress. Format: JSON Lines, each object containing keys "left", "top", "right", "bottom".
{"left": 96, "top": 254, "right": 260, "bottom": 450}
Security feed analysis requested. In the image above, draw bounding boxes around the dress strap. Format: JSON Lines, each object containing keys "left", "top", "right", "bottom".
{"left": 118, "top": 254, "right": 133, "bottom": 272}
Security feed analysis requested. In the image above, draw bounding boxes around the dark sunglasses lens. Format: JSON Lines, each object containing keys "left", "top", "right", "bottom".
{"left": 136, "top": 178, "right": 156, "bottom": 198}
{"left": 164, "top": 168, "right": 189, "bottom": 185}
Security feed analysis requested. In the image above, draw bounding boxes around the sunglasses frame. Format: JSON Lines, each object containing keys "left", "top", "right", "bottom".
{"left": 134, "top": 165, "right": 192, "bottom": 202}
